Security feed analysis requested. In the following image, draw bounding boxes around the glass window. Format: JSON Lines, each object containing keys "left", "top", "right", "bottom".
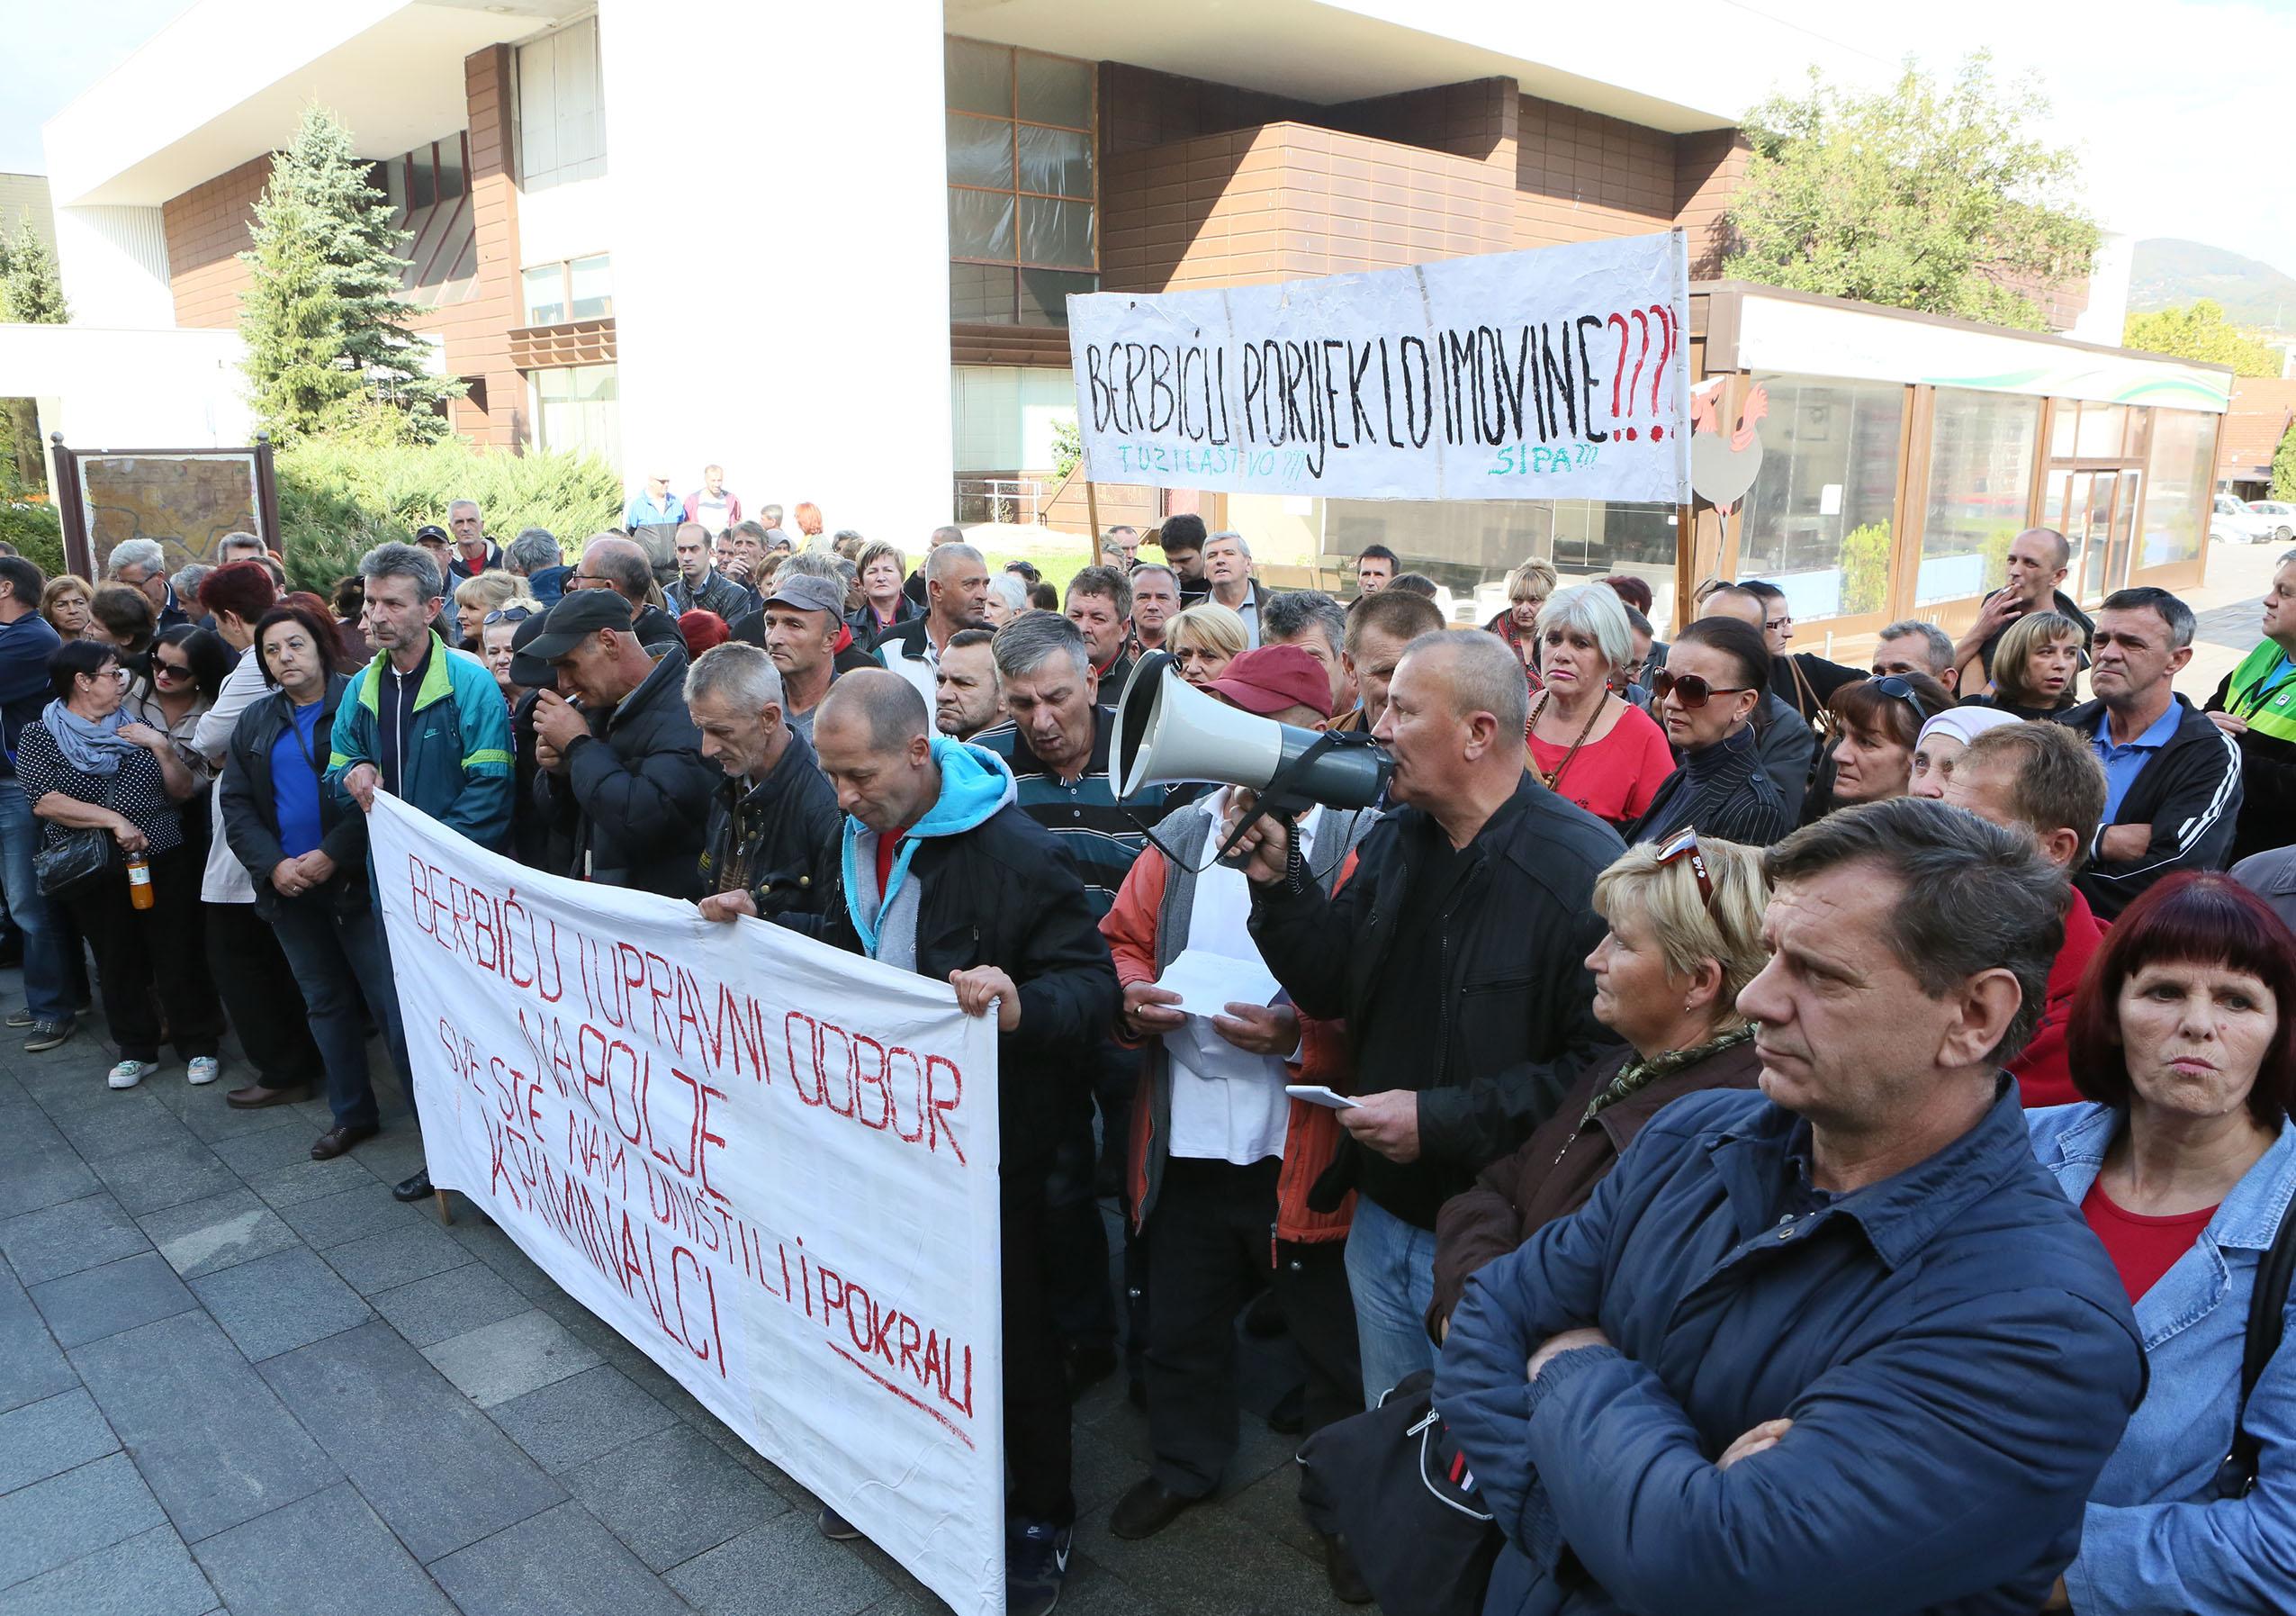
{"left": 1017, "top": 53, "right": 1091, "bottom": 128}
{"left": 946, "top": 113, "right": 1013, "bottom": 189}
{"left": 1734, "top": 375, "right": 1906, "bottom": 622}
{"left": 1019, "top": 268, "right": 1096, "bottom": 327}
{"left": 1018, "top": 196, "right": 1092, "bottom": 269}
{"left": 518, "top": 16, "right": 607, "bottom": 192}
{"left": 2075, "top": 402, "right": 2127, "bottom": 459}
{"left": 521, "top": 266, "right": 565, "bottom": 326}
{"left": 2139, "top": 409, "right": 2213, "bottom": 571}
{"left": 409, "top": 146, "right": 436, "bottom": 211}
{"left": 567, "top": 254, "right": 611, "bottom": 319}
{"left": 1322, "top": 500, "right": 1679, "bottom": 627}
{"left": 532, "top": 364, "right": 619, "bottom": 465}
{"left": 945, "top": 36, "right": 1011, "bottom": 117}
{"left": 380, "top": 157, "right": 405, "bottom": 216}
{"left": 952, "top": 263, "right": 1015, "bottom": 324}
{"left": 949, "top": 189, "right": 1014, "bottom": 261}
{"left": 1916, "top": 388, "right": 2042, "bottom": 606}
{"left": 1017, "top": 124, "right": 1092, "bottom": 198}
{"left": 434, "top": 137, "right": 465, "bottom": 201}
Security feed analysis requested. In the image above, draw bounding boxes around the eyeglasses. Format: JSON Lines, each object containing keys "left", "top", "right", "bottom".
{"left": 1651, "top": 669, "right": 1753, "bottom": 708}
{"left": 1764, "top": 614, "right": 1792, "bottom": 634}
{"left": 483, "top": 606, "right": 536, "bottom": 627}
{"left": 152, "top": 658, "right": 194, "bottom": 682}
{"left": 1868, "top": 674, "right": 1937, "bottom": 725}
{"left": 1655, "top": 826, "right": 1715, "bottom": 910}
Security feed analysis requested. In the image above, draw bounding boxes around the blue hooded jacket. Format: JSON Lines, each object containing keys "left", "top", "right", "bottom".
{"left": 838, "top": 735, "right": 1013, "bottom": 958}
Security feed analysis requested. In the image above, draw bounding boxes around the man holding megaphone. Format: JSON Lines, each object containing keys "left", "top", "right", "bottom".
{"left": 1221, "top": 629, "right": 1624, "bottom": 1404}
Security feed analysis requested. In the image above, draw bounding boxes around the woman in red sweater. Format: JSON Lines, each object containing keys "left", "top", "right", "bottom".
{"left": 1519, "top": 582, "right": 1675, "bottom": 833}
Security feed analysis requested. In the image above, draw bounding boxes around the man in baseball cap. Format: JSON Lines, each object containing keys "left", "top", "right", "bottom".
{"left": 1204, "top": 642, "right": 1336, "bottom": 726}
{"left": 750, "top": 573, "right": 857, "bottom": 742}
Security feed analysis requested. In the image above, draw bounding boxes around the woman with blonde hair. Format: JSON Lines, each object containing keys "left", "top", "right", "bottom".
{"left": 1966, "top": 609, "right": 2084, "bottom": 721}
{"left": 451, "top": 571, "right": 535, "bottom": 650}
{"left": 41, "top": 575, "right": 94, "bottom": 639}
{"left": 850, "top": 538, "right": 915, "bottom": 640}
{"left": 1429, "top": 832, "right": 1769, "bottom": 1337}
{"left": 1486, "top": 557, "right": 1560, "bottom": 682}
{"left": 1166, "top": 601, "right": 1249, "bottom": 689}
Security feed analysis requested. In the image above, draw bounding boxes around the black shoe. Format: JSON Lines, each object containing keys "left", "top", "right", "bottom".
{"left": 1242, "top": 1288, "right": 1286, "bottom": 1339}
{"left": 1109, "top": 1477, "right": 1198, "bottom": 1541}
{"left": 4, "top": 1006, "right": 32, "bottom": 1029}
{"left": 1064, "top": 1342, "right": 1118, "bottom": 1400}
{"left": 1006, "top": 1519, "right": 1071, "bottom": 1616}
{"left": 816, "top": 1503, "right": 862, "bottom": 1542}
{"left": 1265, "top": 1384, "right": 1305, "bottom": 1436}
{"left": 391, "top": 1169, "right": 433, "bottom": 1203}
{"left": 1319, "top": 1530, "right": 1373, "bottom": 1604}
{"left": 23, "top": 1017, "right": 74, "bottom": 1054}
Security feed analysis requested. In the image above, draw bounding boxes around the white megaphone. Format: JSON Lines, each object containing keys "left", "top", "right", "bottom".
{"left": 1110, "top": 652, "right": 1391, "bottom": 826}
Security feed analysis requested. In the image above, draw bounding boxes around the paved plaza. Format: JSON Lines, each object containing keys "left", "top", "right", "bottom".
{"left": 0, "top": 1023, "right": 1347, "bottom": 1616}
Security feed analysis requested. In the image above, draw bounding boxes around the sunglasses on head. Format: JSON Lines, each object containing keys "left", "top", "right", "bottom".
{"left": 483, "top": 606, "right": 536, "bottom": 627}
{"left": 1868, "top": 674, "right": 1937, "bottom": 724}
{"left": 1654, "top": 826, "right": 1715, "bottom": 910}
{"left": 1651, "top": 669, "right": 1753, "bottom": 708}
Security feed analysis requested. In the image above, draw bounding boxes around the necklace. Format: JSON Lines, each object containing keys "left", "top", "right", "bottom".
{"left": 1528, "top": 687, "right": 1608, "bottom": 795}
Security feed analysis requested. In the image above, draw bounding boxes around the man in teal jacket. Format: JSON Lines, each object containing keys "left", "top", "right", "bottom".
{"left": 327, "top": 541, "right": 515, "bottom": 1202}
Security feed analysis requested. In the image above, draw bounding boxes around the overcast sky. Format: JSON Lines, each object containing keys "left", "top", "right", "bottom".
{"left": 4, "top": 0, "right": 2289, "bottom": 278}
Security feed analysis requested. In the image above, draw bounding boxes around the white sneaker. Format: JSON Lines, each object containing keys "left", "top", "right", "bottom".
{"left": 107, "top": 1060, "right": 158, "bottom": 1090}
{"left": 186, "top": 1056, "right": 220, "bottom": 1087}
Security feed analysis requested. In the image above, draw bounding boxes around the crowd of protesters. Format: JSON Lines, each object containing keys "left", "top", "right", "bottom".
{"left": 7, "top": 488, "right": 2295, "bottom": 1616}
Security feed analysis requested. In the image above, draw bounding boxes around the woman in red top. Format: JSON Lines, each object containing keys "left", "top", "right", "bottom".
{"left": 1520, "top": 582, "right": 1676, "bottom": 832}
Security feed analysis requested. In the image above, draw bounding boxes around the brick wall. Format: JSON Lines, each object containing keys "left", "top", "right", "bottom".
{"left": 1673, "top": 129, "right": 1748, "bottom": 277}
{"left": 1513, "top": 95, "right": 1677, "bottom": 250}
{"left": 163, "top": 156, "right": 270, "bottom": 328}
{"left": 416, "top": 44, "right": 522, "bottom": 446}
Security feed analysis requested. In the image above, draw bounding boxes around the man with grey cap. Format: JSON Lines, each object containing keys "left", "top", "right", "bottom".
{"left": 526, "top": 591, "right": 716, "bottom": 898}
{"left": 743, "top": 572, "right": 869, "bottom": 742}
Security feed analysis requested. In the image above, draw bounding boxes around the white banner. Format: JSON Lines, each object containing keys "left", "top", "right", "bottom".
{"left": 366, "top": 795, "right": 1005, "bottom": 1616}
{"left": 1067, "top": 230, "right": 1690, "bottom": 503}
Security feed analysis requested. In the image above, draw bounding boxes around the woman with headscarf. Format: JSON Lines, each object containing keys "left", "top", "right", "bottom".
{"left": 1908, "top": 706, "right": 2023, "bottom": 801}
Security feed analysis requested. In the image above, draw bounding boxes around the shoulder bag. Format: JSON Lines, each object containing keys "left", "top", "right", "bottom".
{"left": 34, "top": 824, "right": 121, "bottom": 900}
{"left": 2215, "top": 1189, "right": 2296, "bottom": 1497}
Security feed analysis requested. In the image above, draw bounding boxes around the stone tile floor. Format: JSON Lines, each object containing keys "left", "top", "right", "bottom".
{"left": 0, "top": 998, "right": 1347, "bottom": 1615}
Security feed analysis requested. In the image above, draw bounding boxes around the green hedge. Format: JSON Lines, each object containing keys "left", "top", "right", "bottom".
{"left": 275, "top": 439, "right": 622, "bottom": 592}
{"left": 0, "top": 501, "right": 65, "bottom": 581}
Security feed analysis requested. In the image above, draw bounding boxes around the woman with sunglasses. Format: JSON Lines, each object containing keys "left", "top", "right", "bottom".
{"left": 18, "top": 640, "right": 223, "bottom": 1090}
{"left": 480, "top": 604, "right": 537, "bottom": 706}
{"left": 1524, "top": 583, "right": 1675, "bottom": 832}
{"left": 452, "top": 572, "right": 535, "bottom": 651}
{"left": 1429, "top": 833, "right": 1769, "bottom": 1341}
{"left": 190, "top": 564, "right": 327, "bottom": 1112}
{"left": 126, "top": 625, "right": 232, "bottom": 785}
{"left": 1630, "top": 617, "right": 1792, "bottom": 847}
{"left": 1817, "top": 672, "right": 1954, "bottom": 817}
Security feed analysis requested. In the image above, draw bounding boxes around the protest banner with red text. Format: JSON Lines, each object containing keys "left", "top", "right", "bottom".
{"left": 1067, "top": 229, "right": 1689, "bottom": 502}
{"left": 367, "top": 794, "right": 1005, "bottom": 1616}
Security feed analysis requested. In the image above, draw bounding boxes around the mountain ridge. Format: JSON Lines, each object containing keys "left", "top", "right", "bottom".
{"left": 2130, "top": 238, "right": 2296, "bottom": 332}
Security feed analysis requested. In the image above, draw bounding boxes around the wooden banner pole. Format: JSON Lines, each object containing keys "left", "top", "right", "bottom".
{"left": 1085, "top": 478, "right": 1102, "bottom": 553}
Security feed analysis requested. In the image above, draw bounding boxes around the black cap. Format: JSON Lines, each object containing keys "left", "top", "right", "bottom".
{"left": 508, "top": 610, "right": 557, "bottom": 689}
{"left": 521, "top": 591, "right": 634, "bottom": 661}
{"left": 413, "top": 524, "right": 450, "bottom": 546}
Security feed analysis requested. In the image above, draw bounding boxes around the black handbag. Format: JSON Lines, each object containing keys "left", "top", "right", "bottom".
{"left": 1297, "top": 1369, "right": 1502, "bottom": 1616}
{"left": 2215, "top": 1192, "right": 2296, "bottom": 1497}
{"left": 33, "top": 824, "right": 121, "bottom": 900}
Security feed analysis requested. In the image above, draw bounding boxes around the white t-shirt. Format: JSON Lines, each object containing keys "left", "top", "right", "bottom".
{"left": 1164, "top": 796, "right": 1321, "bottom": 1165}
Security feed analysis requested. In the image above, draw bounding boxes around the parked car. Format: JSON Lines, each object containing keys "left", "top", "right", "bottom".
{"left": 2246, "top": 500, "right": 2296, "bottom": 543}
{"left": 2214, "top": 494, "right": 2274, "bottom": 545}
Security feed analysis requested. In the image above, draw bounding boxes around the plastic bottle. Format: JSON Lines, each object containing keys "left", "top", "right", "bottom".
{"left": 126, "top": 851, "right": 153, "bottom": 911}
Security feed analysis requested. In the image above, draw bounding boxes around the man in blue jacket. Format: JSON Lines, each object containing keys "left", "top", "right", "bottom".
{"left": 1436, "top": 797, "right": 2147, "bottom": 1616}
{"left": 329, "top": 541, "right": 514, "bottom": 1204}
{"left": 0, "top": 555, "right": 70, "bottom": 1051}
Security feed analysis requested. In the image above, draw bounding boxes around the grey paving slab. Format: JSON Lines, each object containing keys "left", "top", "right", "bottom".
{"left": 244, "top": 1154, "right": 374, "bottom": 1211}
{"left": 16, "top": 1059, "right": 126, "bottom": 1117}
{"left": 206, "top": 1124, "right": 328, "bottom": 1180}
{"left": 0, "top": 1386, "right": 118, "bottom": 1494}
{"left": 0, "top": 1133, "right": 99, "bottom": 1219}
{"left": 664, "top": 1512, "right": 892, "bottom": 1616}
{"left": 488, "top": 1364, "right": 679, "bottom": 1474}
{"left": 275, "top": 1180, "right": 428, "bottom": 1250}
{"left": 429, "top": 1502, "right": 690, "bottom": 1616}
{"left": 367, "top": 1261, "right": 531, "bottom": 1349}
{"left": 136, "top": 1187, "right": 300, "bottom": 1280}
{"left": 352, "top": 1131, "right": 431, "bottom": 1187}
{"left": 187, "top": 1248, "right": 374, "bottom": 1362}
{"left": 69, "top": 1311, "right": 340, "bottom": 1544}
{"left": 192, "top": 1483, "right": 454, "bottom": 1616}
{"left": 423, "top": 1308, "right": 601, "bottom": 1409}
{"left": 0, "top": 1191, "right": 151, "bottom": 1286}
{"left": 563, "top": 1423, "right": 788, "bottom": 1573}
{"left": 324, "top": 1221, "right": 471, "bottom": 1296}
{"left": 28, "top": 1250, "right": 199, "bottom": 1350}
{"left": 86, "top": 1136, "right": 240, "bottom": 1217}
{"left": 168, "top": 1092, "right": 303, "bottom": 1145}
{"left": 0, "top": 1451, "right": 167, "bottom": 1587}
{"left": 0, "top": 1268, "right": 75, "bottom": 1415}
{"left": 0, "top": 1521, "right": 216, "bottom": 1616}
{"left": 259, "top": 1322, "right": 565, "bottom": 1564}
{"left": 1073, "top": 1490, "right": 1346, "bottom": 1616}
{"left": 446, "top": 1222, "right": 558, "bottom": 1298}
{"left": 51, "top": 1093, "right": 198, "bottom": 1163}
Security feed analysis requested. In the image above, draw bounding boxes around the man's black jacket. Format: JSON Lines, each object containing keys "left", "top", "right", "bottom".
{"left": 819, "top": 801, "right": 1119, "bottom": 1176}
{"left": 2055, "top": 694, "right": 2244, "bottom": 920}
{"left": 1248, "top": 772, "right": 1624, "bottom": 1223}
{"left": 535, "top": 645, "right": 717, "bottom": 898}
{"left": 697, "top": 727, "right": 840, "bottom": 931}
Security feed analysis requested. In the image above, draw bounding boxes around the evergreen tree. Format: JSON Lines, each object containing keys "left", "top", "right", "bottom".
{"left": 2273, "top": 419, "right": 2296, "bottom": 504}
{"left": 238, "top": 105, "right": 463, "bottom": 443}
{"left": 0, "top": 212, "right": 70, "bottom": 325}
